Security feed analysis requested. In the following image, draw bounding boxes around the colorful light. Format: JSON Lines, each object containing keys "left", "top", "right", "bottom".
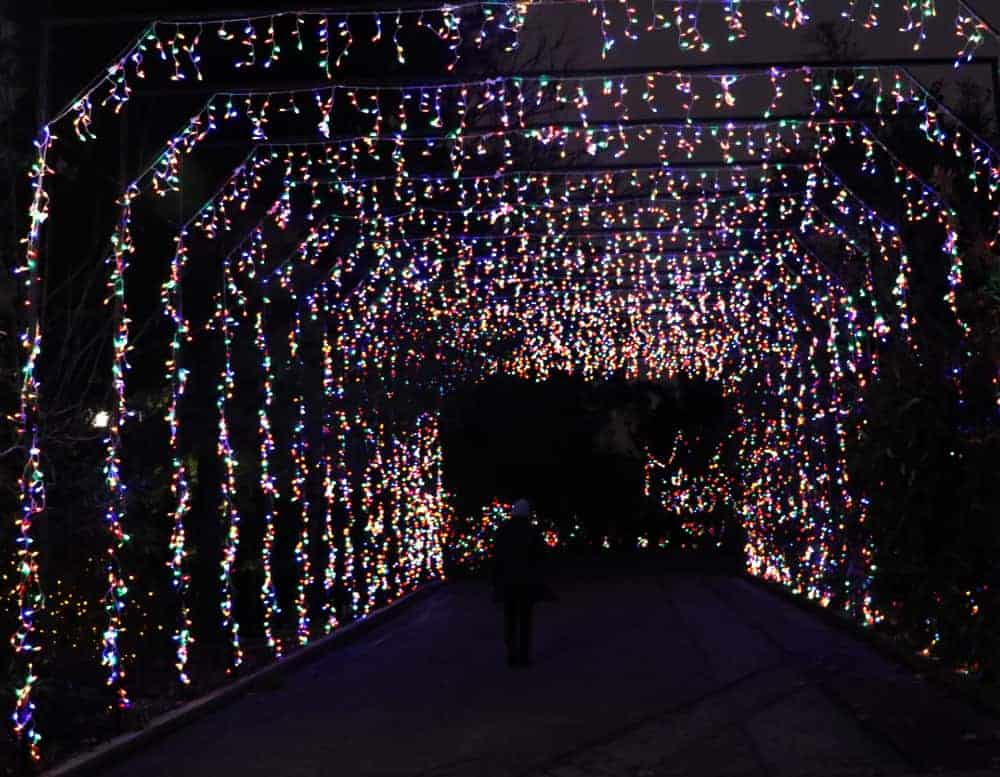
{"left": 12, "top": 2, "right": 1000, "bottom": 760}
{"left": 215, "top": 258, "right": 244, "bottom": 671}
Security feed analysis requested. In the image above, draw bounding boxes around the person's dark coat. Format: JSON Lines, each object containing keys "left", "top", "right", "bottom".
{"left": 492, "top": 516, "right": 547, "bottom": 600}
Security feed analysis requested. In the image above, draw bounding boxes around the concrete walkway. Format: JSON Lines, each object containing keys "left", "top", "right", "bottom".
{"left": 101, "top": 561, "right": 1000, "bottom": 777}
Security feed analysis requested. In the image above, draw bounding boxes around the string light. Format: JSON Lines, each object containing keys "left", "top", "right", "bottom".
{"left": 319, "top": 301, "right": 341, "bottom": 634}
{"left": 954, "top": 6, "right": 991, "bottom": 67}
{"left": 215, "top": 258, "right": 244, "bottom": 672}
{"left": 13, "top": 1, "right": 1000, "bottom": 760}
{"left": 289, "top": 307, "right": 314, "bottom": 645}
{"left": 335, "top": 408, "right": 361, "bottom": 619}
{"left": 9, "top": 123, "right": 52, "bottom": 763}
{"left": 254, "top": 299, "right": 284, "bottom": 658}
{"left": 101, "top": 189, "right": 136, "bottom": 713}
{"left": 164, "top": 231, "right": 194, "bottom": 684}
{"left": 646, "top": 436, "right": 732, "bottom": 548}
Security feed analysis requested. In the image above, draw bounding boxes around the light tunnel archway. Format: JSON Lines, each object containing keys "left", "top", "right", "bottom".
{"left": 11, "top": 2, "right": 1000, "bottom": 764}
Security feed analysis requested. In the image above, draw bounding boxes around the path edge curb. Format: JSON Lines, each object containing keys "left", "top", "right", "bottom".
{"left": 41, "top": 580, "right": 445, "bottom": 777}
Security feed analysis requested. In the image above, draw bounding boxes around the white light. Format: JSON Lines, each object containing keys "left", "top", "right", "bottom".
{"left": 92, "top": 411, "right": 111, "bottom": 429}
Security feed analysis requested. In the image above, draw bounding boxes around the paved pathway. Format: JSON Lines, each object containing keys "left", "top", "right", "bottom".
{"left": 101, "top": 561, "right": 1000, "bottom": 777}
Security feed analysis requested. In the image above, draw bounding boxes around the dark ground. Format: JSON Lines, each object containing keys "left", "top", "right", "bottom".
{"left": 96, "top": 555, "right": 1000, "bottom": 777}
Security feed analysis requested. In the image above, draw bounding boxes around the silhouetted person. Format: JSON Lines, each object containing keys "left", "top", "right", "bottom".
{"left": 492, "top": 499, "right": 546, "bottom": 668}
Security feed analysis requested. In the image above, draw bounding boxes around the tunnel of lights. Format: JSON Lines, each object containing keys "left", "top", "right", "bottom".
{"left": 10, "top": 0, "right": 1000, "bottom": 762}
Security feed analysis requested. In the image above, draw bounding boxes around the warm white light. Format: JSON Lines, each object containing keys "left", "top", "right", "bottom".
{"left": 92, "top": 410, "right": 111, "bottom": 429}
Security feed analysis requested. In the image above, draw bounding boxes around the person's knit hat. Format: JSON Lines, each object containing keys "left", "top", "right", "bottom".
{"left": 512, "top": 499, "right": 531, "bottom": 518}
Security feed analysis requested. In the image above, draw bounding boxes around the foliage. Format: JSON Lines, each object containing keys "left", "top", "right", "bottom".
{"left": 851, "top": 349, "right": 1000, "bottom": 676}
{"left": 440, "top": 373, "right": 729, "bottom": 548}
{"left": 807, "top": 22, "right": 1000, "bottom": 679}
